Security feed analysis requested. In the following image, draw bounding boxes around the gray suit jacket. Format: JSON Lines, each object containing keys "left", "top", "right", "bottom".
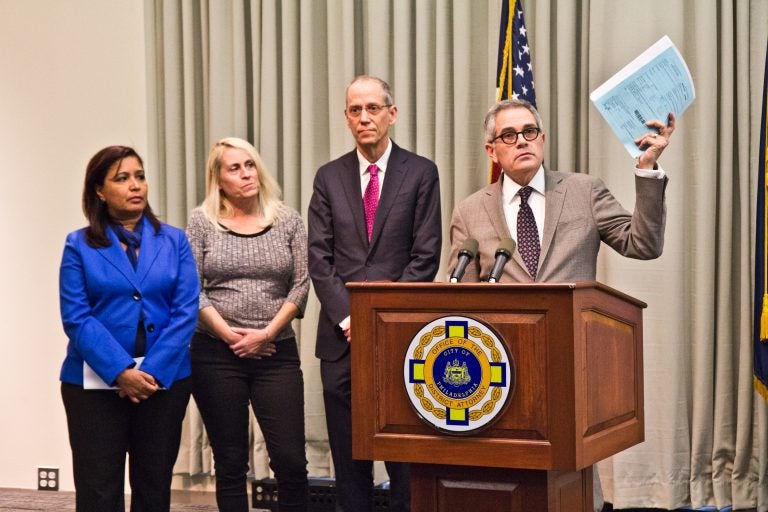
{"left": 308, "top": 142, "right": 442, "bottom": 361}
{"left": 448, "top": 169, "right": 667, "bottom": 283}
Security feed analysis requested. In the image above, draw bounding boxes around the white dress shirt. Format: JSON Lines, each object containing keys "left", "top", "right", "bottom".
{"left": 357, "top": 139, "right": 392, "bottom": 198}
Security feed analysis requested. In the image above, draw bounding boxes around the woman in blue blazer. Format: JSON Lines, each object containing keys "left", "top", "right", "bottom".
{"left": 59, "top": 145, "right": 199, "bottom": 512}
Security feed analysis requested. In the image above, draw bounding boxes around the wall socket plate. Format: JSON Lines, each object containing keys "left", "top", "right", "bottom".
{"left": 37, "top": 467, "right": 59, "bottom": 491}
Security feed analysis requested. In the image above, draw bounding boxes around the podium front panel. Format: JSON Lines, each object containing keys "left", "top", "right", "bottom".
{"left": 349, "top": 282, "right": 645, "bottom": 471}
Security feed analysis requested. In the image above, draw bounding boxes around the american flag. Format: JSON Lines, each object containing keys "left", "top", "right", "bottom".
{"left": 491, "top": 0, "right": 536, "bottom": 182}
{"left": 754, "top": 38, "right": 768, "bottom": 401}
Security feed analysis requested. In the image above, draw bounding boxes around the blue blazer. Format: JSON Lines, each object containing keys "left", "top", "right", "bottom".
{"left": 59, "top": 221, "right": 199, "bottom": 387}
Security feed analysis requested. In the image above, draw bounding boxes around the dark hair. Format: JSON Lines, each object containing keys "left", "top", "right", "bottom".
{"left": 82, "top": 145, "right": 161, "bottom": 248}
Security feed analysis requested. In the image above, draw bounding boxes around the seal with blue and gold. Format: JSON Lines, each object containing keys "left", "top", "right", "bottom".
{"left": 403, "top": 315, "right": 515, "bottom": 435}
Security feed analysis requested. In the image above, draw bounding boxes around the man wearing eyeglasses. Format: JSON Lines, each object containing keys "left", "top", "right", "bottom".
{"left": 448, "top": 98, "right": 675, "bottom": 283}
{"left": 308, "top": 75, "right": 442, "bottom": 512}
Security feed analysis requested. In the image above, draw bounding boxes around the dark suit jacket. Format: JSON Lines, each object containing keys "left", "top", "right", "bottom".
{"left": 308, "top": 142, "right": 442, "bottom": 361}
{"left": 448, "top": 170, "right": 667, "bottom": 283}
{"left": 59, "top": 221, "right": 200, "bottom": 387}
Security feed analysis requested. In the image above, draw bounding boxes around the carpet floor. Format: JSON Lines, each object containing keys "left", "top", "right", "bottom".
{"left": 0, "top": 488, "right": 222, "bottom": 512}
{"left": 0, "top": 488, "right": 746, "bottom": 512}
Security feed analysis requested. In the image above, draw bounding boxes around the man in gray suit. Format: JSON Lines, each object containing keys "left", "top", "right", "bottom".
{"left": 308, "top": 75, "right": 442, "bottom": 512}
{"left": 448, "top": 98, "right": 675, "bottom": 283}
{"left": 448, "top": 98, "right": 675, "bottom": 512}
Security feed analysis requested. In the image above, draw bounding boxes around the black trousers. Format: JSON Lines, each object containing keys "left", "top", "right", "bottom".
{"left": 321, "top": 352, "right": 410, "bottom": 512}
{"left": 60, "top": 377, "right": 191, "bottom": 512}
{"left": 191, "top": 332, "right": 309, "bottom": 512}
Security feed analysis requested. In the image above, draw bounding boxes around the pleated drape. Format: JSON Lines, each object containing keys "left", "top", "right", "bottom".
{"left": 144, "top": 0, "right": 768, "bottom": 508}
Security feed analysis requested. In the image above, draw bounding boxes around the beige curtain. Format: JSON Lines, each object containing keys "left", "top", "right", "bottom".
{"left": 144, "top": 0, "right": 498, "bottom": 483}
{"left": 144, "top": 0, "right": 768, "bottom": 508}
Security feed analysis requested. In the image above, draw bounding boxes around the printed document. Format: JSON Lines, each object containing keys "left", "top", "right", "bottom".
{"left": 83, "top": 357, "right": 144, "bottom": 389}
{"left": 590, "top": 35, "right": 695, "bottom": 157}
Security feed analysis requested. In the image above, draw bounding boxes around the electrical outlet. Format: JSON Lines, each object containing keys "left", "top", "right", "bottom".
{"left": 37, "top": 467, "right": 59, "bottom": 491}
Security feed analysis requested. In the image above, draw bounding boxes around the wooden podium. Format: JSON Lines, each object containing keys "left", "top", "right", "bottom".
{"left": 348, "top": 282, "right": 645, "bottom": 512}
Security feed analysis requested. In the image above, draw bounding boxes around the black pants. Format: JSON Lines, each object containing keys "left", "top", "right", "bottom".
{"left": 60, "top": 377, "right": 191, "bottom": 512}
{"left": 321, "top": 353, "right": 410, "bottom": 512}
{"left": 191, "top": 332, "right": 308, "bottom": 512}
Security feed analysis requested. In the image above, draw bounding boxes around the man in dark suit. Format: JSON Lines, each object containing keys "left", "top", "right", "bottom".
{"left": 448, "top": 98, "right": 675, "bottom": 283}
{"left": 308, "top": 75, "right": 442, "bottom": 512}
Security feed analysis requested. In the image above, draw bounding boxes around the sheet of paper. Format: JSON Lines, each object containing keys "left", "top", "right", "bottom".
{"left": 83, "top": 357, "right": 144, "bottom": 390}
{"left": 590, "top": 35, "right": 695, "bottom": 157}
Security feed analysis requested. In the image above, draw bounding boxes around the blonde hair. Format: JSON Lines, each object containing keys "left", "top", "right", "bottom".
{"left": 201, "top": 137, "right": 284, "bottom": 229}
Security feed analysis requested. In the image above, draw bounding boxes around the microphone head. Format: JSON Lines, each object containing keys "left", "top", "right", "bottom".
{"left": 495, "top": 238, "right": 515, "bottom": 258}
{"left": 458, "top": 238, "right": 479, "bottom": 259}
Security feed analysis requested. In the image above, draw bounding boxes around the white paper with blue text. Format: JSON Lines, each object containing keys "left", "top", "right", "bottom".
{"left": 590, "top": 36, "right": 695, "bottom": 157}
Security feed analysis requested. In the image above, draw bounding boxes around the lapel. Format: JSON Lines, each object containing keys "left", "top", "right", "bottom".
{"left": 97, "top": 226, "right": 140, "bottom": 289}
{"left": 539, "top": 170, "right": 567, "bottom": 275}
{"left": 338, "top": 151, "right": 368, "bottom": 246}
{"left": 482, "top": 178, "right": 511, "bottom": 240}
{"left": 134, "top": 221, "right": 162, "bottom": 286}
{"left": 369, "top": 143, "right": 406, "bottom": 248}
{"left": 96, "top": 221, "right": 164, "bottom": 290}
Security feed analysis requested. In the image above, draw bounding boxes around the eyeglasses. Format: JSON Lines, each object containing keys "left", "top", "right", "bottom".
{"left": 345, "top": 104, "right": 392, "bottom": 117}
{"left": 491, "top": 127, "right": 541, "bottom": 145}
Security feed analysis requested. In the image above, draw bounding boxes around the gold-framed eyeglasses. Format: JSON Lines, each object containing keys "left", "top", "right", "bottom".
{"left": 345, "top": 104, "right": 392, "bottom": 117}
{"left": 491, "top": 127, "right": 541, "bottom": 145}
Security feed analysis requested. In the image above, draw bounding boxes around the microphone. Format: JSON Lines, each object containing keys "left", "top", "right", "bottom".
{"left": 487, "top": 238, "right": 516, "bottom": 283}
{"left": 449, "top": 238, "right": 479, "bottom": 283}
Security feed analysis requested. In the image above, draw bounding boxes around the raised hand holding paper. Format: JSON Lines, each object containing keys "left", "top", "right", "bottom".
{"left": 590, "top": 35, "right": 694, "bottom": 157}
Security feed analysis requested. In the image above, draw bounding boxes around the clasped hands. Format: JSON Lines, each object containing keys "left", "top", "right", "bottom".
{"left": 116, "top": 368, "right": 159, "bottom": 403}
{"left": 226, "top": 327, "right": 276, "bottom": 359}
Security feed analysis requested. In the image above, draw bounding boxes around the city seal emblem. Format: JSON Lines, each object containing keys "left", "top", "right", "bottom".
{"left": 403, "top": 315, "right": 515, "bottom": 434}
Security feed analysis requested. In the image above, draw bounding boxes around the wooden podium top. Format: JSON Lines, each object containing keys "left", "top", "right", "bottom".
{"left": 349, "top": 281, "right": 645, "bottom": 471}
{"left": 348, "top": 280, "right": 647, "bottom": 307}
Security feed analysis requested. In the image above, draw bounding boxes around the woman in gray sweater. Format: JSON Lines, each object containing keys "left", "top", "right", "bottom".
{"left": 186, "top": 137, "right": 309, "bottom": 511}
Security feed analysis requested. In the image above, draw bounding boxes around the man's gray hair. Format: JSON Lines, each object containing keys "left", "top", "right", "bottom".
{"left": 483, "top": 98, "right": 544, "bottom": 143}
{"left": 346, "top": 75, "right": 394, "bottom": 106}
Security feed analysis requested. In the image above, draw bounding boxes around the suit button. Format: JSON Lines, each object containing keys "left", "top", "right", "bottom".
{"left": 133, "top": 292, "right": 141, "bottom": 301}
{"left": 147, "top": 324, "right": 155, "bottom": 333}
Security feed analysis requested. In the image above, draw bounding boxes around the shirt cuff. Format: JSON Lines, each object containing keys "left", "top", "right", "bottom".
{"left": 634, "top": 165, "right": 666, "bottom": 179}
{"left": 339, "top": 316, "right": 350, "bottom": 331}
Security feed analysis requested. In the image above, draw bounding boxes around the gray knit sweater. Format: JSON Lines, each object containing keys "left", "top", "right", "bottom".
{"left": 186, "top": 206, "right": 309, "bottom": 341}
